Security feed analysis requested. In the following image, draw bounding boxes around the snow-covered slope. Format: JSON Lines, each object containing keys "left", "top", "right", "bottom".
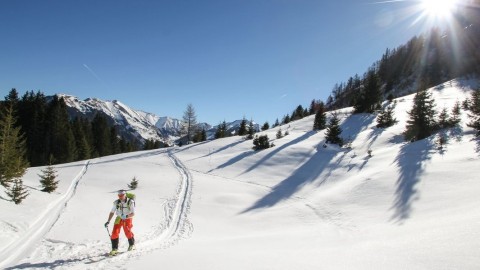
{"left": 1, "top": 79, "right": 479, "bottom": 269}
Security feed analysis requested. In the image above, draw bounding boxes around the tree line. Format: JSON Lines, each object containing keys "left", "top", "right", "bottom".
{"left": 326, "top": 20, "right": 480, "bottom": 111}
{"left": 0, "top": 89, "right": 141, "bottom": 167}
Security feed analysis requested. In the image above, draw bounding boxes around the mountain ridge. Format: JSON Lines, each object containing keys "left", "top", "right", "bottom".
{"left": 57, "top": 93, "right": 260, "bottom": 145}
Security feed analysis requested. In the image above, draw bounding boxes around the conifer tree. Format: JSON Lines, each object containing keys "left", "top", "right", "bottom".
{"left": 247, "top": 120, "right": 255, "bottom": 140}
{"left": 192, "top": 128, "right": 207, "bottom": 142}
{"left": 261, "top": 122, "right": 270, "bottom": 131}
{"left": 110, "top": 126, "right": 120, "bottom": 154}
{"left": 215, "top": 121, "right": 227, "bottom": 139}
{"left": 253, "top": 135, "right": 271, "bottom": 150}
{"left": 276, "top": 128, "right": 283, "bottom": 139}
{"left": 292, "top": 105, "right": 304, "bottom": 121}
{"left": 309, "top": 100, "right": 316, "bottom": 115}
{"left": 39, "top": 160, "right": 59, "bottom": 193}
{"left": 91, "top": 113, "right": 111, "bottom": 157}
{"left": 273, "top": 118, "right": 280, "bottom": 128}
{"left": 128, "top": 176, "right": 139, "bottom": 190}
{"left": 325, "top": 113, "right": 343, "bottom": 146}
{"left": 238, "top": 118, "right": 248, "bottom": 136}
{"left": 45, "top": 96, "right": 76, "bottom": 163}
{"left": 438, "top": 107, "right": 450, "bottom": 129}
{"left": 72, "top": 117, "right": 91, "bottom": 161}
{"left": 18, "top": 91, "right": 48, "bottom": 165}
{"left": 376, "top": 102, "right": 397, "bottom": 128}
{"left": 313, "top": 102, "right": 327, "bottom": 130}
{"left": 467, "top": 89, "right": 480, "bottom": 136}
{"left": 0, "top": 103, "right": 29, "bottom": 189}
{"left": 182, "top": 103, "right": 198, "bottom": 142}
{"left": 404, "top": 90, "right": 437, "bottom": 141}
{"left": 354, "top": 69, "right": 381, "bottom": 113}
{"left": 450, "top": 101, "right": 461, "bottom": 126}
{"left": 5, "top": 176, "right": 29, "bottom": 204}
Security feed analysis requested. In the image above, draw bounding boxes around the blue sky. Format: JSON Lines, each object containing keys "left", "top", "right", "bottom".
{"left": 0, "top": 0, "right": 444, "bottom": 125}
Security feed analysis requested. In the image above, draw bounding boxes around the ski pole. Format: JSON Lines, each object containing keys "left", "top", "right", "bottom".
{"left": 106, "top": 225, "right": 111, "bottom": 238}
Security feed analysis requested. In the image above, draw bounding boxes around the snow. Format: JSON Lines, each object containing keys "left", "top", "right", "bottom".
{"left": 1, "top": 79, "right": 480, "bottom": 269}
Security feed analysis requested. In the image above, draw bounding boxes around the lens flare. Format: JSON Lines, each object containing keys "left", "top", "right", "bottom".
{"left": 421, "top": 0, "right": 458, "bottom": 18}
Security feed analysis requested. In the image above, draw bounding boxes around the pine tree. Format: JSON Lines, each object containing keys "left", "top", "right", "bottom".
{"left": 128, "top": 176, "right": 139, "bottom": 190}
{"left": 91, "top": 113, "right": 111, "bottom": 157}
{"left": 192, "top": 128, "right": 207, "bottom": 142}
{"left": 0, "top": 103, "right": 29, "bottom": 188}
{"left": 467, "top": 89, "right": 480, "bottom": 136}
{"left": 215, "top": 121, "right": 227, "bottom": 139}
{"left": 18, "top": 91, "right": 48, "bottom": 165}
{"left": 438, "top": 107, "right": 450, "bottom": 129}
{"left": 376, "top": 102, "right": 397, "bottom": 128}
{"left": 404, "top": 90, "right": 437, "bottom": 141}
{"left": 247, "top": 120, "right": 255, "bottom": 140}
{"left": 238, "top": 118, "right": 248, "bottom": 136}
{"left": 39, "top": 161, "right": 59, "bottom": 193}
{"left": 325, "top": 113, "right": 343, "bottom": 146}
{"left": 273, "top": 118, "right": 280, "bottom": 128}
{"left": 182, "top": 103, "right": 197, "bottom": 142}
{"left": 261, "top": 122, "right": 270, "bottom": 131}
{"left": 313, "top": 102, "right": 327, "bottom": 130}
{"left": 72, "top": 117, "right": 92, "bottom": 161}
{"left": 276, "top": 128, "right": 283, "bottom": 139}
{"left": 292, "top": 105, "right": 304, "bottom": 121}
{"left": 45, "top": 96, "right": 76, "bottom": 163}
{"left": 253, "top": 135, "right": 270, "bottom": 150}
{"left": 110, "top": 126, "right": 120, "bottom": 154}
{"left": 450, "top": 101, "right": 461, "bottom": 126}
{"left": 5, "top": 177, "right": 29, "bottom": 204}
{"left": 354, "top": 69, "right": 381, "bottom": 113}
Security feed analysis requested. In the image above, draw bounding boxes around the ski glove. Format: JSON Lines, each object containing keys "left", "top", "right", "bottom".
{"left": 104, "top": 221, "right": 109, "bottom": 227}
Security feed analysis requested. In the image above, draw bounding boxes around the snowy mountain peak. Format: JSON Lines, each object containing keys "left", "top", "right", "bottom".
{"left": 58, "top": 94, "right": 185, "bottom": 144}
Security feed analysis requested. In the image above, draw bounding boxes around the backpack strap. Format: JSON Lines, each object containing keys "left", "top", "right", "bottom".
{"left": 127, "top": 198, "right": 135, "bottom": 208}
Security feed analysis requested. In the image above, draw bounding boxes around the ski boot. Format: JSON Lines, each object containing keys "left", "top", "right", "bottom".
{"left": 128, "top": 237, "right": 135, "bottom": 251}
{"left": 109, "top": 238, "right": 119, "bottom": 256}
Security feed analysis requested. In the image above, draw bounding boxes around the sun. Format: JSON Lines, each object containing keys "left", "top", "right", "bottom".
{"left": 420, "top": 0, "right": 458, "bottom": 18}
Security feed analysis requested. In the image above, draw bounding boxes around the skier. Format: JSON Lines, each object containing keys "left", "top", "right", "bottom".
{"left": 104, "top": 189, "right": 135, "bottom": 256}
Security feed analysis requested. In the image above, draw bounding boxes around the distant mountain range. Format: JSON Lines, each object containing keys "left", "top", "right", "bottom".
{"left": 58, "top": 94, "right": 259, "bottom": 145}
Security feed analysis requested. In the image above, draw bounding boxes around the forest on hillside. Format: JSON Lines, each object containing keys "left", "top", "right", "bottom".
{"left": 325, "top": 4, "right": 480, "bottom": 111}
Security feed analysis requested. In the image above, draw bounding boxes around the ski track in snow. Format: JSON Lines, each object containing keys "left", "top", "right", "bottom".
{"left": 0, "top": 160, "right": 90, "bottom": 269}
{"left": 93, "top": 149, "right": 194, "bottom": 269}
{"left": 3, "top": 150, "right": 194, "bottom": 269}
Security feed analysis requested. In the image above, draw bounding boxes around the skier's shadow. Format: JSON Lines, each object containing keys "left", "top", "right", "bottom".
{"left": 5, "top": 252, "right": 111, "bottom": 269}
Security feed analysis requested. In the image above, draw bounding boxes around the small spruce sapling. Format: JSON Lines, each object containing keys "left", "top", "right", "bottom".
{"left": 39, "top": 163, "right": 59, "bottom": 193}
{"left": 128, "top": 177, "right": 139, "bottom": 190}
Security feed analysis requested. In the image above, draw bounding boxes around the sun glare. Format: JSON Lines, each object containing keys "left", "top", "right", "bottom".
{"left": 421, "top": 0, "right": 458, "bottom": 18}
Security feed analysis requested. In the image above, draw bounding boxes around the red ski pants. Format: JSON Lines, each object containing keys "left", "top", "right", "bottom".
{"left": 111, "top": 218, "right": 134, "bottom": 240}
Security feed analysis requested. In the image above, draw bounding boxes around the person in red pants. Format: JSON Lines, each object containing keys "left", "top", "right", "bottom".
{"left": 104, "top": 190, "right": 135, "bottom": 256}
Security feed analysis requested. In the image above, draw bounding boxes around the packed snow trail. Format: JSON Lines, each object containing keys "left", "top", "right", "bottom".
{"left": 0, "top": 161, "right": 90, "bottom": 268}
{"left": 3, "top": 150, "right": 194, "bottom": 269}
{"left": 91, "top": 149, "right": 194, "bottom": 268}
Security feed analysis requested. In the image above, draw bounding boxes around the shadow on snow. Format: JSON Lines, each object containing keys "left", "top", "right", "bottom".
{"left": 391, "top": 138, "right": 435, "bottom": 223}
{"left": 241, "top": 114, "right": 377, "bottom": 213}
